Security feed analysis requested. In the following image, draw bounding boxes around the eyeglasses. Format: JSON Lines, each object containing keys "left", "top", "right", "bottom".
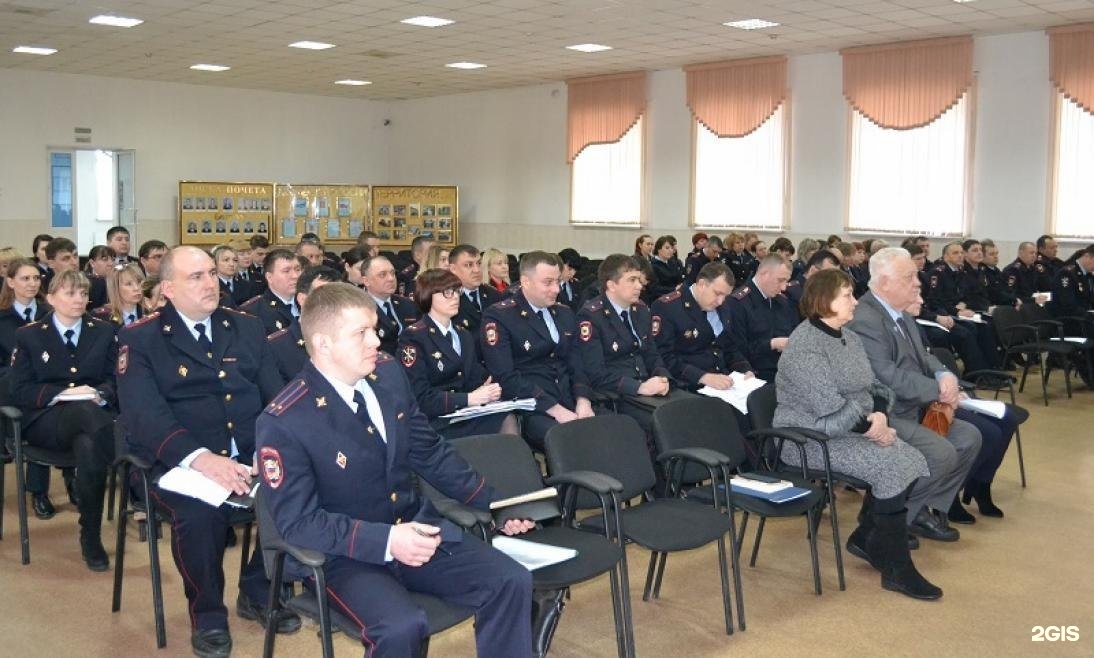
{"left": 439, "top": 288, "right": 460, "bottom": 299}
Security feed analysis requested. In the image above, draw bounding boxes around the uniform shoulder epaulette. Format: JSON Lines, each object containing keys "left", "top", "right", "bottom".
{"left": 731, "top": 285, "right": 751, "bottom": 300}
{"left": 376, "top": 351, "right": 394, "bottom": 364}
{"left": 786, "top": 279, "right": 801, "bottom": 289}
{"left": 657, "top": 290, "right": 681, "bottom": 304}
{"left": 91, "top": 306, "right": 110, "bottom": 318}
{"left": 85, "top": 314, "right": 111, "bottom": 327}
{"left": 264, "top": 379, "right": 308, "bottom": 416}
{"left": 122, "top": 311, "right": 160, "bottom": 330}
{"left": 266, "top": 327, "right": 290, "bottom": 342}
{"left": 582, "top": 299, "right": 603, "bottom": 313}
{"left": 221, "top": 305, "right": 251, "bottom": 316}
{"left": 399, "top": 263, "right": 415, "bottom": 274}
{"left": 405, "top": 319, "right": 427, "bottom": 332}
{"left": 495, "top": 298, "right": 516, "bottom": 309}
{"left": 633, "top": 299, "right": 649, "bottom": 310}
{"left": 929, "top": 263, "right": 946, "bottom": 273}
{"left": 239, "top": 295, "right": 261, "bottom": 309}
{"left": 1061, "top": 263, "right": 1077, "bottom": 274}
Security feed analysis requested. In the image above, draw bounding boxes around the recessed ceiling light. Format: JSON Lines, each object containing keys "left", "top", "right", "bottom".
{"left": 401, "top": 16, "right": 454, "bottom": 27}
{"left": 446, "top": 62, "right": 486, "bottom": 69}
{"left": 723, "top": 19, "right": 780, "bottom": 30}
{"left": 190, "top": 64, "right": 230, "bottom": 72}
{"left": 89, "top": 15, "right": 144, "bottom": 28}
{"left": 13, "top": 46, "right": 57, "bottom": 55}
{"left": 335, "top": 79, "right": 372, "bottom": 86}
{"left": 951, "top": 0, "right": 976, "bottom": 3}
{"left": 288, "top": 41, "right": 336, "bottom": 50}
{"left": 567, "top": 43, "right": 613, "bottom": 53}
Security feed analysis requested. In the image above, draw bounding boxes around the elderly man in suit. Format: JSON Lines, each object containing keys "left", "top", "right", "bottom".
{"left": 848, "top": 247, "right": 981, "bottom": 543}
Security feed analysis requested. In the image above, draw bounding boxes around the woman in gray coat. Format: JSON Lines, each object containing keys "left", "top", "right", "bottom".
{"left": 774, "top": 269, "right": 940, "bottom": 600}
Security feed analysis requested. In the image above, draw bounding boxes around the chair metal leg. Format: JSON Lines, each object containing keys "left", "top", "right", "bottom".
{"left": 825, "top": 481, "right": 846, "bottom": 591}
{"left": 1040, "top": 353, "right": 1049, "bottom": 406}
{"left": 606, "top": 568, "right": 627, "bottom": 658}
{"left": 735, "top": 512, "right": 750, "bottom": 561}
{"left": 112, "top": 465, "right": 132, "bottom": 612}
{"left": 715, "top": 537, "right": 734, "bottom": 636}
{"left": 142, "top": 479, "right": 167, "bottom": 649}
{"left": 651, "top": 551, "right": 668, "bottom": 599}
{"left": 0, "top": 457, "right": 6, "bottom": 540}
{"left": 806, "top": 510, "right": 822, "bottom": 596}
{"left": 240, "top": 523, "right": 253, "bottom": 575}
{"left": 14, "top": 440, "right": 30, "bottom": 565}
{"left": 748, "top": 516, "right": 766, "bottom": 567}
{"left": 724, "top": 506, "right": 746, "bottom": 632}
{"left": 641, "top": 551, "right": 658, "bottom": 602}
{"left": 107, "top": 465, "right": 117, "bottom": 522}
{"left": 263, "top": 553, "right": 286, "bottom": 658}
{"left": 313, "top": 569, "right": 335, "bottom": 658}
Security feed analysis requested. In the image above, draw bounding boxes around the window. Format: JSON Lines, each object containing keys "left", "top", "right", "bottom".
{"left": 692, "top": 105, "right": 787, "bottom": 230}
{"left": 846, "top": 94, "right": 971, "bottom": 235}
{"left": 570, "top": 118, "right": 643, "bottom": 226}
{"left": 50, "top": 151, "right": 73, "bottom": 228}
{"left": 1051, "top": 93, "right": 1094, "bottom": 239}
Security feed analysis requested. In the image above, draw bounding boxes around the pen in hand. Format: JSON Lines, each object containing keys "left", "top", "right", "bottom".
{"left": 414, "top": 526, "right": 451, "bottom": 556}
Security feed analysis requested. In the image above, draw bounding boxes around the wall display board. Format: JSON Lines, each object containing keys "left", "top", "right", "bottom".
{"left": 371, "top": 185, "right": 458, "bottom": 248}
{"left": 179, "top": 181, "right": 274, "bottom": 245}
{"left": 274, "top": 184, "right": 370, "bottom": 246}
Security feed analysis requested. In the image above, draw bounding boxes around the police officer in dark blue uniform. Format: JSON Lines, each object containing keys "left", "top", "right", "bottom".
{"left": 398, "top": 269, "right": 516, "bottom": 439}
{"left": 924, "top": 243, "right": 999, "bottom": 370}
{"left": 684, "top": 236, "right": 723, "bottom": 286}
{"left": 557, "top": 249, "right": 584, "bottom": 311}
{"left": 651, "top": 262, "right": 754, "bottom": 390}
{"left": 1049, "top": 246, "right": 1094, "bottom": 385}
{"left": 239, "top": 248, "right": 302, "bottom": 335}
{"left": 725, "top": 254, "right": 796, "bottom": 381}
{"left": 256, "top": 283, "right": 534, "bottom": 658}
{"left": 481, "top": 251, "right": 593, "bottom": 449}
{"left": 118, "top": 247, "right": 300, "bottom": 658}
{"left": 447, "top": 244, "right": 503, "bottom": 334}
{"left": 9, "top": 269, "right": 117, "bottom": 570}
{"left": 1036, "top": 234, "right": 1065, "bottom": 277}
{"left": 650, "top": 235, "right": 684, "bottom": 299}
{"left": 1001, "top": 241, "right": 1052, "bottom": 304}
{"left": 360, "top": 254, "right": 418, "bottom": 356}
{"left": 267, "top": 266, "right": 341, "bottom": 385}
{"left": 784, "top": 250, "right": 842, "bottom": 317}
{"left": 396, "top": 235, "right": 433, "bottom": 298}
{"left": 212, "top": 244, "right": 253, "bottom": 308}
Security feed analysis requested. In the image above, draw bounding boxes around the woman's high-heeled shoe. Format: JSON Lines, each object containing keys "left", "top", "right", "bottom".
{"left": 963, "top": 482, "right": 1004, "bottom": 518}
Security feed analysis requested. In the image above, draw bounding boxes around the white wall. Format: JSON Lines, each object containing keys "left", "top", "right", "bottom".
{"left": 0, "top": 68, "right": 391, "bottom": 250}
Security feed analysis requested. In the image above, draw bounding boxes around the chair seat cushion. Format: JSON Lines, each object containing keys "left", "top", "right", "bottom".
{"left": 288, "top": 591, "right": 473, "bottom": 636}
{"left": 684, "top": 480, "right": 825, "bottom": 517}
{"left": 519, "top": 526, "right": 624, "bottom": 589}
{"left": 580, "top": 498, "right": 731, "bottom": 552}
{"left": 18, "top": 444, "right": 78, "bottom": 469}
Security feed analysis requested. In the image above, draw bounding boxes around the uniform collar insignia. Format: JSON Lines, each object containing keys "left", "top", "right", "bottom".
{"left": 316, "top": 396, "right": 327, "bottom": 407}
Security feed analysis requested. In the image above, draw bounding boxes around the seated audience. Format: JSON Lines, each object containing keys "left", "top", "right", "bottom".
{"left": 684, "top": 235, "right": 723, "bottom": 286}
{"left": 1048, "top": 244, "right": 1094, "bottom": 386}
{"left": 725, "top": 254, "right": 796, "bottom": 381}
{"left": 923, "top": 242, "right": 999, "bottom": 370}
{"left": 138, "top": 239, "right": 168, "bottom": 278}
{"left": 296, "top": 238, "right": 325, "bottom": 268}
{"left": 93, "top": 263, "right": 146, "bottom": 327}
{"left": 634, "top": 234, "right": 654, "bottom": 262}
{"left": 42, "top": 237, "right": 79, "bottom": 293}
{"left": 484, "top": 247, "right": 511, "bottom": 293}
{"left": 356, "top": 230, "right": 381, "bottom": 258}
{"left": 83, "top": 244, "right": 113, "bottom": 308}
{"left": 397, "top": 235, "right": 433, "bottom": 297}
{"left": 557, "top": 248, "right": 583, "bottom": 310}
{"left": 448, "top": 245, "right": 502, "bottom": 333}
{"left": 106, "top": 226, "right": 137, "bottom": 263}
{"left": 689, "top": 232, "right": 709, "bottom": 258}
{"left": 1001, "top": 241, "right": 1051, "bottom": 304}
{"left": 775, "top": 269, "right": 938, "bottom": 600}
{"left": 650, "top": 235, "right": 684, "bottom": 299}
{"left": 268, "top": 266, "right": 341, "bottom": 384}
{"left": 32, "top": 234, "right": 53, "bottom": 276}
{"left": 212, "top": 244, "right": 251, "bottom": 307}
{"left": 240, "top": 248, "right": 303, "bottom": 334}
{"left": 785, "top": 248, "right": 841, "bottom": 312}
{"left": 1036, "top": 234, "right": 1065, "bottom": 275}
{"left": 141, "top": 274, "right": 166, "bottom": 314}
{"left": 360, "top": 254, "right": 419, "bottom": 356}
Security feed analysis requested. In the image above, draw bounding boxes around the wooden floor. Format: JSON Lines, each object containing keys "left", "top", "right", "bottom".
{"left": 2, "top": 375, "right": 1093, "bottom": 657}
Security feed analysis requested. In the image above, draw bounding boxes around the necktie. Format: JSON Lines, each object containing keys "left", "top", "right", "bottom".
{"left": 449, "top": 329, "right": 461, "bottom": 356}
{"left": 385, "top": 301, "right": 402, "bottom": 332}
{"left": 227, "top": 280, "right": 234, "bottom": 293}
{"left": 469, "top": 290, "right": 480, "bottom": 311}
{"left": 23, "top": 308, "right": 32, "bottom": 322}
{"left": 562, "top": 283, "right": 571, "bottom": 302}
{"left": 194, "top": 322, "right": 213, "bottom": 356}
{"left": 706, "top": 309, "right": 724, "bottom": 337}
{"left": 538, "top": 310, "right": 559, "bottom": 343}
{"left": 894, "top": 317, "right": 926, "bottom": 370}
{"left": 620, "top": 310, "right": 640, "bottom": 345}
{"left": 352, "top": 390, "right": 385, "bottom": 443}
{"left": 63, "top": 329, "right": 76, "bottom": 353}
{"left": 126, "top": 313, "right": 136, "bottom": 326}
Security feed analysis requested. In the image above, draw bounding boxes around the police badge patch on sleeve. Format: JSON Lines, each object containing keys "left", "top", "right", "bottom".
{"left": 260, "top": 446, "right": 284, "bottom": 489}
{"left": 578, "top": 321, "right": 592, "bottom": 342}
{"left": 484, "top": 321, "right": 499, "bottom": 347}
{"left": 116, "top": 345, "right": 129, "bottom": 375}
{"left": 401, "top": 344, "right": 417, "bottom": 367}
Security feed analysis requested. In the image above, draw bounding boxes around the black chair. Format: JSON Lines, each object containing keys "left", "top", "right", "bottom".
{"left": 1021, "top": 303, "right": 1093, "bottom": 389}
{"left": 255, "top": 486, "right": 474, "bottom": 658}
{"left": 652, "top": 396, "right": 831, "bottom": 597}
{"left": 111, "top": 422, "right": 254, "bottom": 650}
{"left": 991, "top": 306, "right": 1078, "bottom": 405}
{"left": 747, "top": 383, "right": 865, "bottom": 592}
{"left": 932, "top": 347, "right": 1031, "bottom": 487}
{"left": 0, "top": 405, "right": 78, "bottom": 565}
{"left": 433, "top": 432, "right": 634, "bottom": 658}
{"left": 544, "top": 415, "right": 739, "bottom": 636}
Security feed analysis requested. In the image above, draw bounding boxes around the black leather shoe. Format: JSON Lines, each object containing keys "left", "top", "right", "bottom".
{"left": 908, "top": 508, "right": 959, "bottom": 542}
{"left": 191, "top": 629, "right": 232, "bottom": 658}
{"left": 237, "top": 592, "right": 302, "bottom": 635}
{"left": 947, "top": 498, "right": 976, "bottom": 525}
{"left": 31, "top": 494, "right": 56, "bottom": 520}
{"left": 80, "top": 535, "right": 110, "bottom": 572}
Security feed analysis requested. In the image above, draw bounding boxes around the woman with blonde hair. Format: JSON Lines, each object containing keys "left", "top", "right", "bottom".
{"left": 93, "top": 263, "right": 146, "bottom": 327}
{"left": 423, "top": 244, "right": 450, "bottom": 271}
{"left": 484, "top": 247, "right": 510, "bottom": 292}
{"left": 140, "top": 275, "right": 166, "bottom": 314}
{"left": 0, "top": 246, "right": 23, "bottom": 279}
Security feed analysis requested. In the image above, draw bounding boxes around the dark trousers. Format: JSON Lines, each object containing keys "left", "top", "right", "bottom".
{"left": 436, "top": 413, "right": 506, "bottom": 441}
{"left": 313, "top": 537, "right": 533, "bottom": 658}
{"left": 955, "top": 407, "right": 1017, "bottom": 486}
{"left": 146, "top": 484, "right": 269, "bottom": 631}
{"left": 24, "top": 401, "right": 114, "bottom": 533}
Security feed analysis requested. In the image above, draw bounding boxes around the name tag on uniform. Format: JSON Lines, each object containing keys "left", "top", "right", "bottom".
{"left": 222, "top": 357, "right": 237, "bottom": 363}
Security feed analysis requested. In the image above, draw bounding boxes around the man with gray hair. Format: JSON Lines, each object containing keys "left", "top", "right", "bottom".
{"left": 724, "top": 254, "right": 796, "bottom": 381}
{"left": 848, "top": 247, "right": 982, "bottom": 543}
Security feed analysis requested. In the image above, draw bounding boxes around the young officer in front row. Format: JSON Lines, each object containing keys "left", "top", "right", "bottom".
{"left": 256, "top": 283, "right": 535, "bottom": 658}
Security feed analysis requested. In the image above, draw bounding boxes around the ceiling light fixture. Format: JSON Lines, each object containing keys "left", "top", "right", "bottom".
{"left": 288, "top": 41, "right": 336, "bottom": 50}
{"left": 190, "top": 64, "right": 230, "bottom": 72}
{"left": 401, "top": 16, "right": 454, "bottom": 27}
{"left": 89, "top": 15, "right": 144, "bottom": 28}
{"left": 446, "top": 62, "right": 487, "bottom": 69}
{"left": 335, "top": 79, "right": 372, "bottom": 86}
{"left": 723, "top": 19, "right": 780, "bottom": 30}
{"left": 13, "top": 46, "right": 57, "bottom": 55}
{"left": 567, "top": 43, "right": 612, "bottom": 52}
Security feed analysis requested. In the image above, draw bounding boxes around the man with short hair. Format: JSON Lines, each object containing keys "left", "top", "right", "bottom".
{"left": 296, "top": 239, "right": 324, "bottom": 268}
{"left": 118, "top": 246, "right": 300, "bottom": 658}
{"left": 43, "top": 237, "right": 79, "bottom": 291}
{"left": 724, "top": 255, "right": 795, "bottom": 381}
{"left": 447, "top": 244, "right": 501, "bottom": 332}
{"left": 357, "top": 230, "right": 382, "bottom": 258}
{"left": 1048, "top": 245, "right": 1094, "bottom": 385}
{"left": 923, "top": 243, "right": 998, "bottom": 371}
{"left": 267, "top": 266, "right": 342, "bottom": 384}
{"left": 107, "top": 226, "right": 137, "bottom": 263}
{"left": 1036, "top": 234, "right": 1064, "bottom": 275}
{"left": 557, "top": 249, "right": 583, "bottom": 310}
{"left": 248, "top": 235, "right": 269, "bottom": 279}
{"left": 684, "top": 235, "right": 723, "bottom": 286}
{"left": 784, "top": 249, "right": 841, "bottom": 313}
{"left": 481, "top": 251, "right": 593, "bottom": 449}
{"left": 360, "top": 254, "right": 418, "bottom": 355}
{"left": 240, "top": 249, "right": 302, "bottom": 335}
{"left": 1001, "top": 241, "right": 1052, "bottom": 304}
{"left": 848, "top": 247, "right": 981, "bottom": 543}
{"left": 397, "top": 236, "right": 434, "bottom": 298}
{"left": 652, "top": 262, "right": 753, "bottom": 391}
{"left": 256, "top": 282, "right": 533, "bottom": 658}
{"left": 138, "top": 240, "right": 168, "bottom": 276}
{"left": 976, "top": 239, "right": 1017, "bottom": 307}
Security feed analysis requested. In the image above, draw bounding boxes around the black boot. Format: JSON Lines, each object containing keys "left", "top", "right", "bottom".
{"left": 868, "top": 510, "right": 942, "bottom": 600}
{"left": 74, "top": 436, "right": 110, "bottom": 572}
{"left": 847, "top": 496, "right": 876, "bottom": 566}
{"left": 968, "top": 482, "right": 1004, "bottom": 518}
{"left": 947, "top": 496, "right": 976, "bottom": 525}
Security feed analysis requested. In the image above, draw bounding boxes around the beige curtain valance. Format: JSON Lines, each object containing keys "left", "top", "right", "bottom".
{"left": 566, "top": 72, "right": 647, "bottom": 163}
{"left": 842, "top": 36, "right": 973, "bottom": 130}
{"left": 1049, "top": 24, "right": 1094, "bottom": 115}
{"left": 685, "top": 56, "right": 787, "bottom": 138}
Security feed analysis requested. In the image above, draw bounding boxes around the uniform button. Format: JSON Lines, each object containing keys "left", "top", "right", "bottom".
{"left": 390, "top": 492, "right": 398, "bottom": 502}
{"left": 554, "top": 378, "right": 559, "bottom": 384}
{"left": 456, "top": 371, "right": 462, "bottom": 377}
{"left": 226, "top": 421, "right": 233, "bottom": 430}
{"left": 549, "top": 353, "right": 555, "bottom": 358}
{"left": 225, "top": 394, "right": 232, "bottom": 402}
{"left": 68, "top": 382, "right": 75, "bottom": 388}
{"left": 395, "top": 518, "right": 402, "bottom": 525}
{"left": 218, "top": 370, "right": 227, "bottom": 379}
{"left": 220, "top": 450, "right": 229, "bottom": 456}
{"left": 69, "top": 366, "right": 77, "bottom": 373}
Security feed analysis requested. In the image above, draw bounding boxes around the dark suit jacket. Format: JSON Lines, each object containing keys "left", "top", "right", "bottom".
{"left": 118, "top": 303, "right": 282, "bottom": 471}
{"left": 9, "top": 312, "right": 118, "bottom": 429}
{"left": 453, "top": 285, "right": 502, "bottom": 334}
{"left": 576, "top": 294, "right": 669, "bottom": 396}
{"left": 847, "top": 292, "right": 946, "bottom": 421}
{"left": 0, "top": 302, "right": 50, "bottom": 376}
{"left": 397, "top": 316, "right": 490, "bottom": 420}
{"left": 373, "top": 294, "right": 419, "bottom": 356}
{"left": 255, "top": 358, "right": 493, "bottom": 578}
{"left": 218, "top": 277, "right": 254, "bottom": 307}
{"left": 239, "top": 289, "right": 296, "bottom": 335}
{"left": 267, "top": 322, "right": 307, "bottom": 385}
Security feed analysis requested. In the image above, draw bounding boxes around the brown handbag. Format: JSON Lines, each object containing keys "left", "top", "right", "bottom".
{"left": 921, "top": 401, "right": 955, "bottom": 436}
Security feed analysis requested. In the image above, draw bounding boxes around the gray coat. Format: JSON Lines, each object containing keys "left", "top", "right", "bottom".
{"left": 774, "top": 319, "right": 928, "bottom": 499}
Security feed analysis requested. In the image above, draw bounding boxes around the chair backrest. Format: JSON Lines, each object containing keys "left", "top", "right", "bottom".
{"left": 991, "top": 306, "right": 1030, "bottom": 346}
{"left": 930, "top": 347, "right": 961, "bottom": 376}
{"left": 651, "top": 396, "right": 748, "bottom": 484}
{"left": 746, "top": 383, "right": 777, "bottom": 431}
{"left": 544, "top": 415, "right": 655, "bottom": 508}
{"left": 448, "top": 433, "right": 560, "bottom": 519}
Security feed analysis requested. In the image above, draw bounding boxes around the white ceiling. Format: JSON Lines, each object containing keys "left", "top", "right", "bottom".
{"left": 1, "top": 0, "right": 1091, "bottom": 100}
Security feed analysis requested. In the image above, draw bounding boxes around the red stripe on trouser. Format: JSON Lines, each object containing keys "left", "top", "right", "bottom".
{"left": 323, "top": 583, "right": 377, "bottom": 658}
{"left": 148, "top": 487, "right": 202, "bottom": 630}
